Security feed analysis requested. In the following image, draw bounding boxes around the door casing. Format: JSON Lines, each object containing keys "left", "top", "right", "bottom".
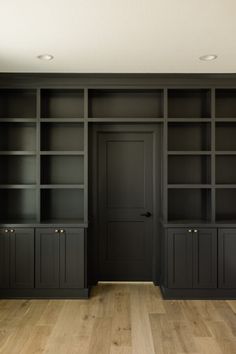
{"left": 88, "top": 124, "right": 162, "bottom": 284}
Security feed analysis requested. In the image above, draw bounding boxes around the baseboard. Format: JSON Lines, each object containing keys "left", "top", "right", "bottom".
{"left": 160, "top": 286, "right": 236, "bottom": 300}
{"left": 0, "top": 288, "right": 90, "bottom": 299}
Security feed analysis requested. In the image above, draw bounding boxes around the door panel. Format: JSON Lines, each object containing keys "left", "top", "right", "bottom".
{"left": 105, "top": 221, "right": 145, "bottom": 261}
{"left": 35, "top": 228, "right": 60, "bottom": 288}
{"left": 0, "top": 230, "right": 10, "bottom": 289}
{"left": 98, "top": 131, "right": 154, "bottom": 280}
{"left": 193, "top": 229, "right": 217, "bottom": 288}
{"left": 60, "top": 228, "right": 84, "bottom": 288}
{"left": 219, "top": 229, "right": 236, "bottom": 288}
{"left": 106, "top": 140, "right": 145, "bottom": 208}
{"left": 168, "top": 229, "right": 193, "bottom": 288}
{"left": 10, "top": 228, "right": 34, "bottom": 288}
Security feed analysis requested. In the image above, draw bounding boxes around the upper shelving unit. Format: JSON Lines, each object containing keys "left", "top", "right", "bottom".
{"left": 41, "top": 155, "right": 84, "bottom": 185}
{"left": 0, "top": 155, "right": 36, "bottom": 185}
{"left": 0, "top": 122, "right": 36, "bottom": 152}
{"left": 88, "top": 89, "right": 164, "bottom": 118}
{"left": 168, "top": 188, "right": 211, "bottom": 222}
{"left": 40, "top": 122, "right": 84, "bottom": 152}
{"left": 216, "top": 123, "right": 236, "bottom": 151}
{"left": 168, "top": 122, "right": 211, "bottom": 151}
{"left": 0, "top": 89, "right": 36, "bottom": 119}
{"left": 168, "top": 89, "right": 211, "bottom": 119}
{"left": 166, "top": 89, "right": 212, "bottom": 223}
{"left": 168, "top": 155, "right": 211, "bottom": 185}
{"left": 0, "top": 188, "right": 37, "bottom": 223}
{"left": 0, "top": 88, "right": 87, "bottom": 225}
{"left": 41, "top": 89, "right": 84, "bottom": 119}
{"left": 216, "top": 89, "right": 236, "bottom": 118}
{"left": 1, "top": 84, "right": 236, "bottom": 226}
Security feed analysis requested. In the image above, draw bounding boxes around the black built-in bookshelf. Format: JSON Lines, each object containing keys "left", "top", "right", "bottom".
{"left": 1, "top": 75, "right": 236, "bottom": 300}
{"left": 1, "top": 86, "right": 236, "bottom": 225}
{"left": 0, "top": 89, "right": 87, "bottom": 226}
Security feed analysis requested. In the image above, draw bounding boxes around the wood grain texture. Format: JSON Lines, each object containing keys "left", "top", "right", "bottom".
{"left": 0, "top": 283, "right": 236, "bottom": 354}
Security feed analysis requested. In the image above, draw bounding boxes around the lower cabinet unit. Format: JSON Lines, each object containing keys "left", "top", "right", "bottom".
{"left": 36, "top": 228, "right": 85, "bottom": 289}
{"left": 162, "top": 226, "right": 236, "bottom": 298}
{"left": 0, "top": 229, "right": 10, "bottom": 288}
{"left": 218, "top": 229, "right": 236, "bottom": 289}
{"left": 193, "top": 228, "right": 217, "bottom": 288}
{"left": 0, "top": 227, "right": 88, "bottom": 298}
{"left": 167, "top": 228, "right": 193, "bottom": 288}
{"left": 0, "top": 228, "right": 34, "bottom": 289}
{"left": 167, "top": 228, "right": 217, "bottom": 289}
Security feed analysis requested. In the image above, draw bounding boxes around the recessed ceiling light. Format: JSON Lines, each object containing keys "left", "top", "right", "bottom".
{"left": 37, "top": 54, "right": 54, "bottom": 61}
{"left": 199, "top": 54, "right": 218, "bottom": 61}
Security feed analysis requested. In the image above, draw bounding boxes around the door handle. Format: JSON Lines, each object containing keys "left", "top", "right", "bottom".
{"left": 140, "top": 212, "right": 152, "bottom": 217}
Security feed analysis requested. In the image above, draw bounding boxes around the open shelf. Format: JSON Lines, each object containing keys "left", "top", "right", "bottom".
{"left": 0, "top": 89, "right": 36, "bottom": 119}
{"left": 168, "top": 123, "right": 211, "bottom": 151}
{"left": 41, "top": 123, "right": 84, "bottom": 151}
{"left": 168, "top": 89, "right": 211, "bottom": 118}
{"left": 41, "top": 89, "right": 84, "bottom": 118}
{"left": 41, "top": 189, "right": 84, "bottom": 222}
{"left": 0, "top": 189, "right": 36, "bottom": 222}
{"left": 216, "top": 89, "right": 236, "bottom": 118}
{"left": 216, "top": 123, "right": 236, "bottom": 151}
{"left": 168, "top": 155, "right": 211, "bottom": 184}
{"left": 216, "top": 189, "right": 236, "bottom": 221}
{"left": 88, "top": 89, "right": 163, "bottom": 118}
{"left": 41, "top": 155, "right": 84, "bottom": 185}
{"left": 168, "top": 188, "right": 211, "bottom": 222}
{"left": 0, "top": 155, "right": 36, "bottom": 184}
{"left": 216, "top": 155, "right": 236, "bottom": 184}
{"left": 0, "top": 123, "right": 36, "bottom": 151}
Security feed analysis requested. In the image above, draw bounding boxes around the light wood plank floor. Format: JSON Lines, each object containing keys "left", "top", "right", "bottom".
{"left": 0, "top": 283, "right": 236, "bottom": 354}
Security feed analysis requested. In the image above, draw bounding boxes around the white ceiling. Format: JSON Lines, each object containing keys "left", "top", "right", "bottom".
{"left": 0, "top": 0, "right": 235, "bottom": 73}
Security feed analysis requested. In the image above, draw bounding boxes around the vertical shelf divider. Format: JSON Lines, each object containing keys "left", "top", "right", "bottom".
{"left": 36, "top": 88, "right": 41, "bottom": 223}
{"left": 84, "top": 88, "right": 88, "bottom": 224}
{"left": 211, "top": 88, "right": 216, "bottom": 223}
{"left": 163, "top": 88, "right": 168, "bottom": 223}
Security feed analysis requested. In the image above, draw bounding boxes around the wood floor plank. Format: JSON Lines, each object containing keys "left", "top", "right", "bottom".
{"left": 110, "top": 288, "right": 131, "bottom": 350}
{"left": 87, "top": 318, "right": 112, "bottom": 354}
{"left": 130, "top": 285, "right": 155, "bottom": 354}
{"left": 0, "top": 284, "right": 236, "bottom": 354}
{"left": 179, "top": 301, "right": 212, "bottom": 338}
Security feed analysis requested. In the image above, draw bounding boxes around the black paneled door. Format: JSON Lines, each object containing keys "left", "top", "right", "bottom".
{"left": 98, "top": 130, "right": 154, "bottom": 280}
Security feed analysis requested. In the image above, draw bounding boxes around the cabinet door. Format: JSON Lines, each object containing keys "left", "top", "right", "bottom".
{"left": 60, "top": 228, "right": 84, "bottom": 288}
{"left": 219, "top": 229, "right": 236, "bottom": 289}
{"left": 36, "top": 228, "right": 60, "bottom": 288}
{"left": 10, "top": 228, "right": 34, "bottom": 288}
{"left": 193, "top": 229, "right": 217, "bottom": 288}
{"left": 167, "top": 229, "right": 193, "bottom": 288}
{"left": 0, "top": 230, "right": 10, "bottom": 289}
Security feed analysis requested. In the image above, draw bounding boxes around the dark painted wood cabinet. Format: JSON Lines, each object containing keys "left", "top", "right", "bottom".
{"left": 167, "top": 228, "right": 193, "bottom": 288}
{"left": 193, "top": 228, "right": 217, "bottom": 288}
{"left": 36, "top": 228, "right": 60, "bottom": 288}
{"left": 36, "top": 228, "right": 84, "bottom": 289}
{"left": 219, "top": 229, "right": 236, "bottom": 288}
{"left": 0, "top": 230, "right": 10, "bottom": 288}
{"left": 0, "top": 228, "right": 34, "bottom": 289}
{"left": 167, "top": 228, "right": 217, "bottom": 289}
{"left": 10, "top": 228, "right": 34, "bottom": 288}
{"left": 60, "top": 228, "right": 85, "bottom": 288}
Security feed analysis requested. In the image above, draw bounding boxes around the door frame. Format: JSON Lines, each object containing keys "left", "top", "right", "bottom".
{"left": 88, "top": 124, "right": 162, "bottom": 285}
